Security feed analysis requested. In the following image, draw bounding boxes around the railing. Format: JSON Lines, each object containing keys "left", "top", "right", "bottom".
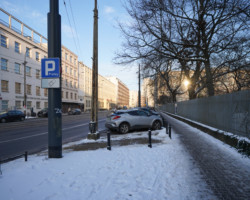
{"left": 0, "top": 7, "right": 47, "bottom": 46}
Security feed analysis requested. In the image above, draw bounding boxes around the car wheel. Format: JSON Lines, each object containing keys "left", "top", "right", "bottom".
{"left": 1, "top": 118, "right": 6, "bottom": 123}
{"left": 152, "top": 120, "right": 161, "bottom": 130}
{"left": 20, "top": 117, "right": 25, "bottom": 121}
{"left": 119, "top": 123, "right": 130, "bottom": 134}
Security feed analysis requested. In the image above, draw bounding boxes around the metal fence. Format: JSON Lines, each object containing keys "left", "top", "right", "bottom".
{"left": 159, "top": 90, "right": 250, "bottom": 139}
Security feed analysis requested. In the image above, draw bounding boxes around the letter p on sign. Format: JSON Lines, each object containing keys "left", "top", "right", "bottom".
{"left": 45, "top": 61, "right": 55, "bottom": 76}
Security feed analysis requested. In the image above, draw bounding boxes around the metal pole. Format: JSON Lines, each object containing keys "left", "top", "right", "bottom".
{"left": 107, "top": 131, "right": 111, "bottom": 150}
{"left": 23, "top": 53, "right": 27, "bottom": 115}
{"left": 169, "top": 125, "right": 171, "bottom": 139}
{"left": 48, "top": 0, "right": 62, "bottom": 158}
{"left": 148, "top": 129, "right": 152, "bottom": 148}
{"left": 138, "top": 64, "right": 141, "bottom": 107}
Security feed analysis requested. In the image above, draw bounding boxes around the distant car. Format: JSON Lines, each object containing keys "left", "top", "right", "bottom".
{"left": 68, "top": 108, "right": 81, "bottom": 115}
{"left": 37, "top": 108, "right": 48, "bottom": 117}
{"left": 0, "top": 110, "right": 25, "bottom": 123}
{"left": 105, "top": 109, "right": 162, "bottom": 134}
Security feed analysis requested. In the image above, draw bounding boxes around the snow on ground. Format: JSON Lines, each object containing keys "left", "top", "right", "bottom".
{"left": 0, "top": 129, "right": 216, "bottom": 200}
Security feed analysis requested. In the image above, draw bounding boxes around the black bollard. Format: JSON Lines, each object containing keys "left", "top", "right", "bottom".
{"left": 169, "top": 125, "right": 171, "bottom": 139}
{"left": 25, "top": 151, "right": 28, "bottom": 161}
{"left": 165, "top": 120, "right": 168, "bottom": 134}
{"left": 107, "top": 131, "right": 111, "bottom": 150}
{"left": 148, "top": 130, "right": 152, "bottom": 148}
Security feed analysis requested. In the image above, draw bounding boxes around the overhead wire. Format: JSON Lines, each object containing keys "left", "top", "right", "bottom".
{"left": 67, "top": 0, "right": 83, "bottom": 55}
{"left": 62, "top": 0, "right": 80, "bottom": 56}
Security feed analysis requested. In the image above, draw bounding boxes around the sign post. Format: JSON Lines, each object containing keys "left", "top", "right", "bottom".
{"left": 46, "top": 0, "right": 62, "bottom": 158}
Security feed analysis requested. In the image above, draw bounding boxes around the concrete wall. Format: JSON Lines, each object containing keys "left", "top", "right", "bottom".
{"left": 159, "top": 90, "right": 250, "bottom": 139}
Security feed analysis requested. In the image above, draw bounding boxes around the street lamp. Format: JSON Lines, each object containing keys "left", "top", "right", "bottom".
{"left": 23, "top": 46, "right": 38, "bottom": 116}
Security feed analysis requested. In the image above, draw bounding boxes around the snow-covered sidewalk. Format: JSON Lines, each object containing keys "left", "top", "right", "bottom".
{"left": 0, "top": 129, "right": 216, "bottom": 200}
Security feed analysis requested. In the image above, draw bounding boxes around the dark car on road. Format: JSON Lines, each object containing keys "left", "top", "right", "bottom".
{"left": 0, "top": 110, "right": 26, "bottom": 123}
{"left": 68, "top": 108, "right": 81, "bottom": 115}
{"left": 37, "top": 108, "right": 48, "bottom": 117}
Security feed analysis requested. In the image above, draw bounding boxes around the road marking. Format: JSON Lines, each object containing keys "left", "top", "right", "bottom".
{"left": 0, "top": 119, "right": 106, "bottom": 144}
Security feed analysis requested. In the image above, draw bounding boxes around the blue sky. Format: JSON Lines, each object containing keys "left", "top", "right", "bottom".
{"left": 0, "top": 0, "right": 139, "bottom": 90}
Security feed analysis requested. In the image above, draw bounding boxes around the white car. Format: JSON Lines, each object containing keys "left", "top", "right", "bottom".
{"left": 105, "top": 109, "right": 162, "bottom": 134}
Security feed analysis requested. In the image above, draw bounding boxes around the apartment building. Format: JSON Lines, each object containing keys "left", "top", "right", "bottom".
{"left": 129, "top": 90, "right": 138, "bottom": 108}
{"left": 0, "top": 14, "right": 48, "bottom": 114}
{"left": 98, "top": 75, "right": 116, "bottom": 110}
{"left": 78, "top": 61, "right": 92, "bottom": 111}
{"left": 106, "top": 76, "right": 129, "bottom": 108}
{"left": 0, "top": 8, "right": 79, "bottom": 113}
{"left": 61, "top": 46, "right": 79, "bottom": 112}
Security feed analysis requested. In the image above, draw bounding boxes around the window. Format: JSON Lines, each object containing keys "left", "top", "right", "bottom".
{"left": 15, "top": 41, "right": 20, "bottom": 53}
{"left": 15, "top": 63, "right": 21, "bottom": 74}
{"left": 15, "top": 101, "right": 22, "bottom": 109}
{"left": 70, "top": 56, "right": 72, "bottom": 63}
{"left": 70, "top": 93, "right": 73, "bottom": 99}
{"left": 26, "top": 47, "right": 30, "bottom": 57}
{"left": 70, "top": 81, "right": 73, "bottom": 88}
{"left": 74, "top": 82, "right": 77, "bottom": 88}
{"left": 27, "top": 101, "right": 32, "bottom": 109}
{"left": 36, "top": 52, "right": 40, "bottom": 61}
{"left": 27, "top": 84, "right": 32, "bottom": 95}
{"left": 75, "top": 93, "right": 77, "bottom": 100}
{"left": 74, "top": 70, "right": 76, "bottom": 77}
{"left": 65, "top": 66, "right": 68, "bottom": 73}
{"left": 65, "top": 79, "right": 68, "bottom": 87}
{"left": 65, "top": 53, "right": 68, "bottom": 60}
{"left": 26, "top": 66, "right": 31, "bottom": 76}
{"left": 15, "top": 82, "right": 21, "bottom": 94}
{"left": 1, "top": 35, "right": 7, "bottom": 48}
{"left": 36, "top": 69, "right": 40, "bottom": 79}
{"left": 44, "top": 102, "right": 48, "bottom": 108}
{"left": 36, "top": 102, "right": 41, "bottom": 109}
{"left": 2, "top": 100, "right": 8, "bottom": 111}
{"left": 44, "top": 88, "right": 48, "bottom": 97}
{"left": 74, "top": 59, "right": 76, "bottom": 65}
{"left": 66, "top": 92, "right": 68, "bottom": 99}
{"left": 1, "top": 58, "right": 8, "bottom": 71}
{"left": 36, "top": 86, "right": 40, "bottom": 96}
{"left": 1, "top": 80, "right": 8, "bottom": 92}
{"left": 70, "top": 68, "right": 72, "bottom": 75}
{"left": 61, "top": 91, "right": 64, "bottom": 98}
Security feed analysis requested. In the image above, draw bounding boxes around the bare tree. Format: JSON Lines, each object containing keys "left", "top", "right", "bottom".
{"left": 115, "top": 0, "right": 250, "bottom": 99}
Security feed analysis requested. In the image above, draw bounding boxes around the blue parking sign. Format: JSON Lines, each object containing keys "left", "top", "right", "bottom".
{"left": 41, "top": 58, "right": 60, "bottom": 78}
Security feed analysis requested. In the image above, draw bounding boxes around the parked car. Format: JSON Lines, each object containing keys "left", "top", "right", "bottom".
{"left": 0, "top": 110, "right": 26, "bottom": 123}
{"left": 37, "top": 108, "right": 48, "bottom": 117}
{"left": 136, "top": 107, "right": 160, "bottom": 116}
{"left": 105, "top": 109, "right": 163, "bottom": 134}
{"left": 68, "top": 108, "right": 81, "bottom": 115}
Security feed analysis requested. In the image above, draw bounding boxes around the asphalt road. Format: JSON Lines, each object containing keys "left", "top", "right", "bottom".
{"left": 0, "top": 111, "right": 109, "bottom": 160}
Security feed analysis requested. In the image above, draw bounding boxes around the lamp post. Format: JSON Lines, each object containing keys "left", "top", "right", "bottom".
{"left": 23, "top": 46, "right": 38, "bottom": 116}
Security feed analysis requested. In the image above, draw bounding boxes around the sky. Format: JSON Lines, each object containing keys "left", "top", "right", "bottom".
{"left": 0, "top": 127, "right": 218, "bottom": 200}
{"left": 0, "top": 0, "right": 139, "bottom": 91}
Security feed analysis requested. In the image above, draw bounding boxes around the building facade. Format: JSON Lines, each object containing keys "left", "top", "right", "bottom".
{"left": 0, "top": 8, "right": 80, "bottom": 114}
{"left": 0, "top": 12, "right": 48, "bottom": 115}
{"left": 106, "top": 76, "right": 129, "bottom": 108}
{"left": 129, "top": 90, "right": 138, "bottom": 108}
{"left": 78, "top": 61, "right": 92, "bottom": 111}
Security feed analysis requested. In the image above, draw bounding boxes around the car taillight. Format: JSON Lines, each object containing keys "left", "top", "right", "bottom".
{"left": 112, "top": 115, "right": 121, "bottom": 120}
